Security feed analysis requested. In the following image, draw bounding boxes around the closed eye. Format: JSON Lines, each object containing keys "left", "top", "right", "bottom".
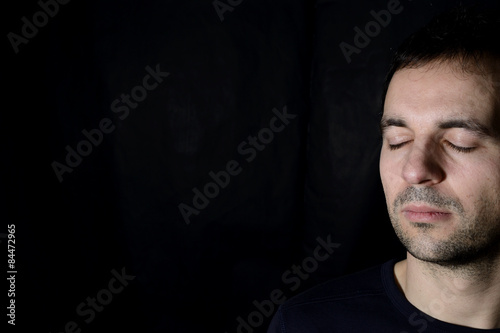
{"left": 388, "top": 141, "right": 410, "bottom": 150}
{"left": 445, "top": 141, "right": 476, "bottom": 153}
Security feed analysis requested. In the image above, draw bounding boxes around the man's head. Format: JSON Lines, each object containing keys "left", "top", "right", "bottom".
{"left": 379, "top": 6, "right": 500, "bottom": 267}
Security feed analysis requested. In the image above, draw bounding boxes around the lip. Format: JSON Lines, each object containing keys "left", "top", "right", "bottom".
{"left": 401, "top": 204, "right": 452, "bottom": 223}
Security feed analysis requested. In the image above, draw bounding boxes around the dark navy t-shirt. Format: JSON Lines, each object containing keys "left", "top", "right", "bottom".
{"left": 267, "top": 259, "right": 500, "bottom": 333}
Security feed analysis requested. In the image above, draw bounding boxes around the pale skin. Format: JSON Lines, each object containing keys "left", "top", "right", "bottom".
{"left": 380, "top": 60, "right": 500, "bottom": 329}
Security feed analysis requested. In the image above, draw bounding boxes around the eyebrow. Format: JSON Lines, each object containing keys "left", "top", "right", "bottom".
{"left": 380, "top": 118, "right": 406, "bottom": 135}
{"left": 438, "top": 120, "right": 491, "bottom": 137}
{"left": 380, "top": 117, "right": 492, "bottom": 137}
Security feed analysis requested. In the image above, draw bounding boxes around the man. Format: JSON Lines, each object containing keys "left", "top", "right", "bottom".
{"left": 268, "top": 5, "right": 500, "bottom": 332}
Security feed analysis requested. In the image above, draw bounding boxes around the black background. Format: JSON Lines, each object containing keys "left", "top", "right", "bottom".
{"left": 3, "top": 0, "right": 499, "bottom": 332}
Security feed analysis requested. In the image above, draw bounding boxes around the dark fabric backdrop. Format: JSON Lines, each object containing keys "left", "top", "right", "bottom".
{"left": 3, "top": 0, "right": 498, "bottom": 332}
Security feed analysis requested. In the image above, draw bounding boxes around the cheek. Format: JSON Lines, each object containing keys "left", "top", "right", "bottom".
{"left": 379, "top": 151, "right": 390, "bottom": 191}
{"left": 447, "top": 155, "right": 500, "bottom": 211}
{"left": 379, "top": 149, "right": 394, "bottom": 180}
{"left": 380, "top": 150, "right": 400, "bottom": 205}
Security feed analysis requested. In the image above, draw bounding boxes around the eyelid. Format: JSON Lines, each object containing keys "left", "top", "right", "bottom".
{"left": 444, "top": 141, "right": 476, "bottom": 153}
{"left": 385, "top": 133, "right": 412, "bottom": 147}
{"left": 388, "top": 141, "right": 411, "bottom": 150}
{"left": 443, "top": 131, "right": 479, "bottom": 153}
{"left": 384, "top": 129, "right": 411, "bottom": 150}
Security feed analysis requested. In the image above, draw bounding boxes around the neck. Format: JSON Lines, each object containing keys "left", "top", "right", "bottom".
{"left": 395, "top": 253, "right": 500, "bottom": 329}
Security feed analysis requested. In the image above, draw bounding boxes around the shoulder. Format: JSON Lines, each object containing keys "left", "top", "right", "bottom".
{"left": 283, "top": 260, "right": 390, "bottom": 308}
{"left": 267, "top": 260, "right": 398, "bottom": 333}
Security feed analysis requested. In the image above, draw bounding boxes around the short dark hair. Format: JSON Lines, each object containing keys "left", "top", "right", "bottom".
{"left": 382, "top": 5, "right": 500, "bottom": 106}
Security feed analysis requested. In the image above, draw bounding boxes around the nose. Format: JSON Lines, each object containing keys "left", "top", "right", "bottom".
{"left": 402, "top": 143, "right": 445, "bottom": 186}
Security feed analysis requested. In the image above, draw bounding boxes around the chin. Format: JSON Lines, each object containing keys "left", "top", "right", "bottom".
{"left": 404, "top": 236, "right": 499, "bottom": 267}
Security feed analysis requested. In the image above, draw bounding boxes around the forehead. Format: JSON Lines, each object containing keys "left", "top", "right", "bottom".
{"left": 383, "top": 61, "right": 498, "bottom": 124}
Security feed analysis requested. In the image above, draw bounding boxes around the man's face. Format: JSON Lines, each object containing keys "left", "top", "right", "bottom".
{"left": 380, "top": 61, "right": 500, "bottom": 265}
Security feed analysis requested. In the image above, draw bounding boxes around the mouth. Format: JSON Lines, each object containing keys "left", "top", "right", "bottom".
{"left": 401, "top": 204, "right": 452, "bottom": 223}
